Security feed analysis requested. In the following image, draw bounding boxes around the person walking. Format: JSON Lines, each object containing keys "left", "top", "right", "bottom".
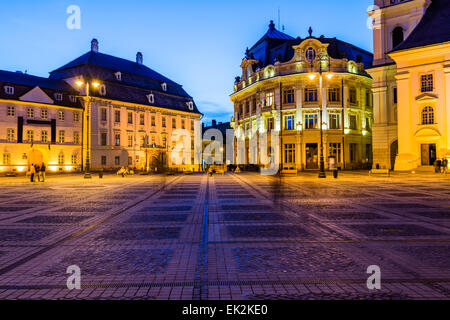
{"left": 40, "top": 163, "right": 46, "bottom": 182}
{"left": 35, "top": 164, "right": 41, "bottom": 182}
{"left": 442, "top": 158, "right": 448, "bottom": 174}
{"left": 30, "top": 164, "right": 36, "bottom": 182}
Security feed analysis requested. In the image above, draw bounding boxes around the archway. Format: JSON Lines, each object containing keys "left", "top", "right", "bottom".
{"left": 390, "top": 140, "right": 398, "bottom": 170}
{"left": 27, "top": 148, "right": 44, "bottom": 167}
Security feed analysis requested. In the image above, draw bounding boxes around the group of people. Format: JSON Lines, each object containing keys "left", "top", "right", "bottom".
{"left": 29, "top": 163, "right": 46, "bottom": 182}
{"left": 434, "top": 158, "right": 449, "bottom": 174}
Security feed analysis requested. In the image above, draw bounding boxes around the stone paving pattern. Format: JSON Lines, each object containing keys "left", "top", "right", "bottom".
{"left": 0, "top": 172, "right": 448, "bottom": 300}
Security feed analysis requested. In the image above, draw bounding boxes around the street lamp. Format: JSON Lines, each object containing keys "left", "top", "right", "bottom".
{"left": 76, "top": 79, "right": 101, "bottom": 179}
{"left": 309, "top": 53, "right": 333, "bottom": 179}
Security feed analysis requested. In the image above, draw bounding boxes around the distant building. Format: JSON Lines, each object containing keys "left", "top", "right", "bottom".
{"left": 0, "top": 39, "right": 201, "bottom": 174}
{"left": 368, "top": 0, "right": 450, "bottom": 171}
{"left": 202, "top": 120, "right": 232, "bottom": 171}
{"left": 230, "top": 21, "right": 373, "bottom": 172}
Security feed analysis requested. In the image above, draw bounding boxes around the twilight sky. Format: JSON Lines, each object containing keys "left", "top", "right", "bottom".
{"left": 0, "top": 0, "right": 374, "bottom": 125}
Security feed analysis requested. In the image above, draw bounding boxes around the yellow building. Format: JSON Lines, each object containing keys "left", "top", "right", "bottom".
{"left": 230, "top": 22, "right": 374, "bottom": 172}
{"left": 368, "top": 0, "right": 450, "bottom": 170}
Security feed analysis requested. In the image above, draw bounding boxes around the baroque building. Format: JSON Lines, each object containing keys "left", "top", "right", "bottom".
{"left": 368, "top": 0, "right": 450, "bottom": 170}
{"left": 0, "top": 39, "right": 201, "bottom": 174}
{"left": 230, "top": 22, "right": 373, "bottom": 172}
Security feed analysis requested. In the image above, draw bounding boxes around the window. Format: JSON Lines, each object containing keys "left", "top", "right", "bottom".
{"left": 328, "top": 88, "right": 340, "bottom": 103}
{"left": 3, "top": 153, "right": 11, "bottom": 165}
{"left": 55, "top": 93, "right": 63, "bottom": 101}
{"left": 306, "top": 47, "right": 316, "bottom": 62}
{"left": 304, "top": 88, "right": 318, "bottom": 102}
{"left": 114, "top": 133, "right": 121, "bottom": 146}
{"left": 305, "top": 113, "right": 318, "bottom": 129}
{"left": 7, "top": 129, "right": 15, "bottom": 142}
{"left": 393, "top": 87, "right": 398, "bottom": 104}
{"left": 349, "top": 115, "right": 357, "bottom": 130}
{"left": 191, "top": 120, "right": 194, "bottom": 131}
{"left": 161, "top": 83, "right": 167, "bottom": 91}
{"left": 101, "top": 133, "right": 107, "bottom": 146}
{"left": 27, "top": 108, "right": 34, "bottom": 118}
{"left": 349, "top": 88, "right": 357, "bottom": 104}
{"left": 365, "top": 118, "right": 371, "bottom": 131}
{"left": 162, "top": 117, "right": 167, "bottom": 128}
{"left": 69, "top": 95, "right": 77, "bottom": 103}
{"left": 99, "top": 84, "right": 106, "bottom": 96}
{"left": 58, "top": 111, "right": 65, "bottom": 121}
{"left": 181, "top": 119, "right": 185, "bottom": 129}
{"left": 101, "top": 108, "right": 107, "bottom": 121}
{"left": 151, "top": 136, "right": 156, "bottom": 145}
{"left": 128, "top": 134, "right": 133, "bottom": 148}
{"left": 421, "top": 74, "right": 433, "bottom": 92}
{"left": 41, "top": 109, "right": 48, "bottom": 119}
{"left": 366, "top": 90, "right": 372, "bottom": 107}
{"left": 58, "top": 131, "right": 65, "bottom": 143}
{"left": 4, "top": 86, "right": 14, "bottom": 95}
{"left": 115, "top": 156, "right": 120, "bottom": 166}
{"left": 115, "top": 72, "right": 122, "bottom": 81}
{"left": 127, "top": 112, "right": 133, "bottom": 124}
{"left": 267, "top": 117, "right": 274, "bottom": 131}
{"left": 71, "top": 154, "right": 78, "bottom": 165}
{"left": 284, "top": 115, "right": 295, "bottom": 131}
{"left": 265, "top": 92, "right": 274, "bottom": 107}
{"left": 151, "top": 115, "right": 156, "bottom": 127}
{"left": 114, "top": 110, "right": 121, "bottom": 123}
{"left": 162, "top": 137, "right": 167, "bottom": 147}
{"left": 284, "top": 144, "right": 296, "bottom": 164}
{"left": 73, "top": 112, "right": 79, "bottom": 122}
{"left": 392, "top": 27, "right": 404, "bottom": 49}
{"left": 41, "top": 130, "right": 48, "bottom": 143}
{"left": 140, "top": 114, "right": 145, "bottom": 125}
{"left": 349, "top": 143, "right": 357, "bottom": 163}
{"left": 329, "top": 113, "right": 341, "bottom": 129}
{"left": 140, "top": 135, "right": 146, "bottom": 147}
{"left": 329, "top": 143, "right": 342, "bottom": 162}
{"left": 101, "top": 156, "right": 107, "bottom": 166}
{"left": 187, "top": 101, "right": 194, "bottom": 110}
{"left": 147, "top": 94, "right": 155, "bottom": 104}
{"left": 283, "top": 89, "right": 295, "bottom": 105}
{"left": 58, "top": 154, "right": 64, "bottom": 165}
{"left": 7, "top": 106, "right": 15, "bottom": 117}
{"left": 421, "top": 106, "right": 434, "bottom": 125}
{"left": 73, "top": 132, "right": 80, "bottom": 144}
{"left": 128, "top": 157, "right": 133, "bottom": 166}
{"left": 172, "top": 118, "right": 176, "bottom": 129}
{"left": 27, "top": 130, "right": 34, "bottom": 142}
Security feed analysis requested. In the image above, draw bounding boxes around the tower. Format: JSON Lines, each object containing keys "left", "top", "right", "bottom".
{"left": 367, "top": 0, "right": 430, "bottom": 170}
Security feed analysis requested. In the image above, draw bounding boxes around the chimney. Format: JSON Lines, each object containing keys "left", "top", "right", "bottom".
{"left": 91, "top": 39, "right": 99, "bottom": 52}
{"left": 136, "top": 52, "right": 143, "bottom": 65}
{"left": 212, "top": 120, "right": 217, "bottom": 126}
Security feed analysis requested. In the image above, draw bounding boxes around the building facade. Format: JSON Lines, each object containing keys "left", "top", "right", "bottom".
{"left": 0, "top": 39, "right": 202, "bottom": 174}
{"left": 368, "top": 0, "right": 450, "bottom": 170}
{"left": 230, "top": 22, "right": 373, "bottom": 172}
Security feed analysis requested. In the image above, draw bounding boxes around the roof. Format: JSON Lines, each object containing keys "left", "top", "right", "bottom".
{"left": 203, "top": 122, "right": 232, "bottom": 138}
{"left": 392, "top": 0, "right": 450, "bottom": 52}
{"left": 0, "top": 70, "right": 82, "bottom": 108}
{"left": 251, "top": 20, "right": 295, "bottom": 50}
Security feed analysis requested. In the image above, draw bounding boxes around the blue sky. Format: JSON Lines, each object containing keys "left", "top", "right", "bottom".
{"left": 0, "top": 0, "right": 373, "bottom": 125}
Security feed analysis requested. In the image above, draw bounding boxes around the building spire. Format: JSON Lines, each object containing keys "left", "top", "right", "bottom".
{"left": 308, "top": 27, "right": 313, "bottom": 37}
{"left": 269, "top": 20, "right": 275, "bottom": 30}
{"left": 91, "top": 38, "right": 99, "bottom": 52}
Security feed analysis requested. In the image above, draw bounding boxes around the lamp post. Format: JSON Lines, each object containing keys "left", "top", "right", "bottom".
{"left": 309, "top": 54, "right": 333, "bottom": 179}
{"left": 76, "top": 79, "right": 100, "bottom": 179}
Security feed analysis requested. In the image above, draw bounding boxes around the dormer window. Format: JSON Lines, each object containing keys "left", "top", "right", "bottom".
{"left": 161, "top": 83, "right": 167, "bottom": 91}
{"left": 4, "top": 86, "right": 14, "bottom": 95}
{"left": 187, "top": 101, "right": 194, "bottom": 111}
{"left": 147, "top": 93, "right": 155, "bottom": 104}
{"left": 55, "top": 93, "right": 63, "bottom": 101}
{"left": 306, "top": 47, "right": 316, "bottom": 62}
{"left": 69, "top": 95, "right": 77, "bottom": 103}
{"left": 99, "top": 84, "right": 107, "bottom": 96}
{"left": 115, "top": 72, "right": 122, "bottom": 81}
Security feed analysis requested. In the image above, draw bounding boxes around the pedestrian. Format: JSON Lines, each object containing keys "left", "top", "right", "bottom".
{"left": 434, "top": 160, "right": 441, "bottom": 173}
{"left": 40, "top": 163, "right": 46, "bottom": 182}
{"left": 30, "top": 164, "right": 36, "bottom": 182}
{"left": 35, "top": 164, "right": 41, "bottom": 182}
{"left": 442, "top": 158, "right": 448, "bottom": 174}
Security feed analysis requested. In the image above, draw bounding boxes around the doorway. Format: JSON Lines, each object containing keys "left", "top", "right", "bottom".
{"left": 306, "top": 143, "right": 318, "bottom": 169}
{"left": 421, "top": 144, "right": 436, "bottom": 166}
{"left": 390, "top": 140, "right": 398, "bottom": 170}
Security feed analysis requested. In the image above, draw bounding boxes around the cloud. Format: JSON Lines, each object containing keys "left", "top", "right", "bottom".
{"left": 197, "top": 100, "right": 233, "bottom": 114}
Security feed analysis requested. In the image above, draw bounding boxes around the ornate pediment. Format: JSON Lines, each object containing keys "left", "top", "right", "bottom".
{"left": 19, "top": 86, "right": 54, "bottom": 104}
{"left": 415, "top": 92, "right": 438, "bottom": 101}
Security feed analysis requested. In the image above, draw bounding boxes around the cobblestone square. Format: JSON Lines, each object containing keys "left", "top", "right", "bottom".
{"left": 0, "top": 172, "right": 449, "bottom": 300}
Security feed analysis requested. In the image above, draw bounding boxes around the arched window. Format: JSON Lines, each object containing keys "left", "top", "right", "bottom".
{"left": 392, "top": 27, "right": 404, "bottom": 49}
{"left": 306, "top": 47, "right": 316, "bottom": 62}
{"left": 421, "top": 106, "right": 434, "bottom": 125}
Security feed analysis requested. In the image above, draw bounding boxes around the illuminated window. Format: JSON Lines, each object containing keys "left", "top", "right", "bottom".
{"left": 115, "top": 72, "right": 122, "bottom": 81}
{"left": 162, "top": 117, "right": 167, "bottom": 128}
{"left": 54, "top": 93, "right": 63, "bottom": 101}
{"left": 128, "top": 134, "right": 133, "bottom": 148}
{"left": 140, "top": 113, "right": 145, "bottom": 125}
{"left": 115, "top": 110, "right": 121, "bottom": 123}
{"left": 284, "top": 115, "right": 295, "bottom": 131}
{"left": 73, "top": 132, "right": 80, "bottom": 144}
{"left": 58, "top": 154, "right": 64, "bottom": 165}
{"left": 267, "top": 117, "right": 274, "bottom": 131}
{"left": 349, "top": 115, "right": 357, "bottom": 130}
{"left": 187, "top": 101, "right": 194, "bottom": 110}
{"left": 349, "top": 88, "right": 357, "bottom": 104}
{"left": 27, "top": 130, "right": 34, "bottom": 142}
{"left": 304, "top": 88, "right": 318, "bottom": 102}
{"left": 4, "top": 86, "right": 14, "bottom": 95}
{"left": 161, "top": 83, "right": 167, "bottom": 91}
{"left": 3, "top": 153, "right": 11, "bottom": 165}
{"left": 71, "top": 154, "right": 78, "bottom": 165}
{"left": 181, "top": 119, "right": 185, "bottom": 129}
{"left": 265, "top": 92, "right": 274, "bottom": 107}
{"left": 147, "top": 94, "right": 155, "bottom": 104}
{"left": 41, "top": 109, "right": 48, "bottom": 119}
{"left": 328, "top": 88, "right": 340, "bottom": 103}
{"left": 58, "top": 131, "right": 65, "bottom": 143}
{"left": 162, "top": 137, "right": 167, "bottom": 147}
{"left": 305, "top": 113, "right": 318, "bottom": 129}
{"left": 284, "top": 144, "right": 296, "bottom": 164}
{"left": 41, "top": 130, "right": 48, "bottom": 143}
{"left": 128, "top": 112, "right": 133, "bottom": 124}
{"left": 101, "top": 108, "right": 107, "bottom": 121}
{"left": 329, "top": 143, "right": 342, "bottom": 162}
{"left": 115, "top": 133, "right": 121, "bottom": 146}
{"left": 73, "top": 112, "right": 79, "bottom": 122}
{"left": 7, "top": 106, "right": 15, "bottom": 117}
{"left": 7, "top": 129, "right": 15, "bottom": 142}
{"left": 283, "top": 89, "right": 295, "bottom": 104}
{"left": 27, "top": 108, "right": 34, "bottom": 118}
{"left": 329, "top": 113, "right": 341, "bottom": 129}
{"left": 421, "top": 106, "right": 434, "bottom": 125}
{"left": 115, "top": 156, "right": 120, "bottom": 165}
{"left": 58, "top": 111, "right": 65, "bottom": 121}
{"left": 421, "top": 74, "right": 433, "bottom": 92}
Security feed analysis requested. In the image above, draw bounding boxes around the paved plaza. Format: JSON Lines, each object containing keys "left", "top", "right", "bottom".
{"left": 0, "top": 172, "right": 448, "bottom": 300}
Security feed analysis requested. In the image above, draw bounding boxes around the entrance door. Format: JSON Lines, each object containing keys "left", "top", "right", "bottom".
{"left": 306, "top": 143, "right": 318, "bottom": 169}
{"left": 421, "top": 144, "right": 437, "bottom": 166}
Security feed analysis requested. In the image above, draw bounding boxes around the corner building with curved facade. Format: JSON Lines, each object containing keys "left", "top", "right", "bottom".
{"left": 230, "top": 22, "right": 374, "bottom": 171}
